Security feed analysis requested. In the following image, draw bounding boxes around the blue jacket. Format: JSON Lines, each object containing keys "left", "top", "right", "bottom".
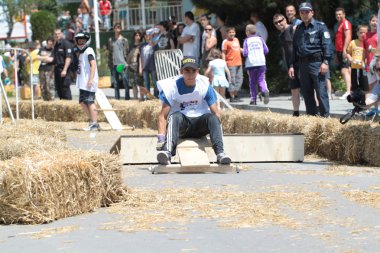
{"left": 290, "top": 18, "right": 333, "bottom": 66}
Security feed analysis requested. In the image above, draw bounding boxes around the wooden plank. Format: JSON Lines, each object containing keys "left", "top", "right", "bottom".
{"left": 149, "top": 164, "right": 239, "bottom": 174}
{"left": 95, "top": 89, "right": 123, "bottom": 130}
{"left": 177, "top": 147, "right": 210, "bottom": 167}
{"left": 115, "top": 134, "right": 304, "bottom": 165}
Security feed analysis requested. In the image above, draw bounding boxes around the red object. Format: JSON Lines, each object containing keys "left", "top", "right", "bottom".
{"left": 99, "top": 0, "right": 112, "bottom": 16}
{"left": 335, "top": 19, "right": 352, "bottom": 52}
{"left": 364, "top": 31, "right": 378, "bottom": 71}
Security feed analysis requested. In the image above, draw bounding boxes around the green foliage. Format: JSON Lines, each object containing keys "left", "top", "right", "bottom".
{"left": 30, "top": 10, "right": 56, "bottom": 42}
{"left": 330, "top": 70, "right": 347, "bottom": 92}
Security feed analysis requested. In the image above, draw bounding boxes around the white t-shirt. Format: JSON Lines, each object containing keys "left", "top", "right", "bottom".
{"left": 181, "top": 22, "right": 200, "bottom": 59}
{"left": 76, "top": 47, "right": 99, "bottom": 92}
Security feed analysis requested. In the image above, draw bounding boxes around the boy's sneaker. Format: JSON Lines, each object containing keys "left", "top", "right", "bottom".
{"left": 249, "top": 100, "right": 257, "bottom": 105}
{"left": 83, "top": 122, "right": 100, "bottom": 131}
{"left": 263, "top": 92, "right": 270, "bottom": 104}
{"left": 157, "top": 150, "right": 171, "bottom": 165}
{"left": 366, "top": 108, "right": 380, "bottom": 117}
{"left": 216, "top": 153, "right": 231, "bottom": 165}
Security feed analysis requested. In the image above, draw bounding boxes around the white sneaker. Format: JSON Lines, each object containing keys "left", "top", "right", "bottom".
{"left": 339, "top": 92, "right": 350, "bottom": 100}
{"left": 217, "top": 153, "right": 231, "bottom": 165}
{"left": 83, "top": 122, "right": 100, "bottom": 131}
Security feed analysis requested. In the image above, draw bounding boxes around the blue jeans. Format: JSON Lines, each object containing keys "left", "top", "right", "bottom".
{"left": 101, "top": 15, "right": 110, "bottom": 31}
{"left": 164, "top": 112, "right": 224, "bottom": 156}
{"left": 142, "top": 69, "right": 158, "bottom": 97}
{"left": 112, "top": 66, "right": 130, "bottom": 100}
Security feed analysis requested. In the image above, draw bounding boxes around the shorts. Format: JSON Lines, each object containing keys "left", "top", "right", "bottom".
{"left": 336, "top": 52, "right": 350, "bottom": 70}
{"left": 289, "top": 65, "right": 301, "bottom": 89}
{"left": 32, "top": 74, "right": 39, "bottom": 86}
{"left": 366, "top": 82, "right": 380, "bottom": 104}
{"left": 79, "top": 89, "right": 96, "bottom": 105}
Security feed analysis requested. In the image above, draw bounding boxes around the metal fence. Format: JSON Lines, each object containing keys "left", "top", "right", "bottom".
{"left": 113, "top": 4, "right": 183, "bottom": 30}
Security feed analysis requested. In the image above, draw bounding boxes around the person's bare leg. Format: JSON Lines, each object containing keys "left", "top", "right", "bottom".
{"left": 88, "top": 103, "right": 98, "bottom": 123}
{"left": 326, "top": 79, "right": 332, "bottom": 99}
{"left": 341, "top": 67, "right": 351, "bottom": 94}
{"left": 80, "top": 103, "right": 91, "bottom": 120}
{"left": 291, "top": 88, "right": 300, "bottom": 111}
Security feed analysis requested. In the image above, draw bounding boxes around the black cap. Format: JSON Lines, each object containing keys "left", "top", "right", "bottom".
{"left": 299, "top": 2, "right": 313, "bottom": 11}
{"left": 181, "top": 57, "right": 199, "bottom": 70}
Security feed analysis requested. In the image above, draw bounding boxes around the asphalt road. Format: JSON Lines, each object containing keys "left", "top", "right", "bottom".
{"left": 1, "top": 123, "right": 379, "bottom": 253}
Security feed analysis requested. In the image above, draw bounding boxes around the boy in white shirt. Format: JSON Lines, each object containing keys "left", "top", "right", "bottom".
{"left": 74, "top": 32, "right": 100, "bottom": 131}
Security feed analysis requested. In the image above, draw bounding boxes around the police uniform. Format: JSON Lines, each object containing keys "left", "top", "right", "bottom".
{"left": 291, "top": 18, "right": 332, "bottom": 117}
{"left": 53, "top": 38, "right": 73, "bottom": 100}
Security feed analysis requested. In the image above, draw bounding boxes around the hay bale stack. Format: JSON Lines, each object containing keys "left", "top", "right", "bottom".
{"left": 0, "top": 120, "right": 67, "bottom": 160}
{"left": 0, "top": 150, "right": 125, "bottom": 224}
{"left": 111, "top": 99, "right": 160, "bottom": 128}
{"left": 4, "top": 101, "right": 380, "bottom": 166}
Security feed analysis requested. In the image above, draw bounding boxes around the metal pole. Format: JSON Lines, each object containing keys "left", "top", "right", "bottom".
{"left": 29, "top": 52, "right": 34, "bottom": 120}
{"left": 93, "top": 0, "right": 101, "bottom": 65}
{"left": 14, "top": 50, "right": 19, "bottom": 120}
{"left": 0, "top": 78, "right": 15, "bottom": 123}
{"left": 141, "top": 0, "right": 146, "bottom": 28}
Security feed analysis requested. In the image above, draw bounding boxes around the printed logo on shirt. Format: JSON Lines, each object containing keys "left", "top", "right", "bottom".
{"left": 180, "top": 100, "right": 198, "bottom": 110}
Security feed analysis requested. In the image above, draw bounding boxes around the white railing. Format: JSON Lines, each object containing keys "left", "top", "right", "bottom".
{"left": 113, "top": 4, "right": 183, "bottom": 30}
{"left": 0, "top": 47, "right": 35, "bottom": 122}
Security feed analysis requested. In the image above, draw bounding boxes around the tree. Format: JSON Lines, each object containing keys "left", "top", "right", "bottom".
{"left": 0, "top": 0, "right": 58, "bottom": 39}
{"left": 30, "top": 10, "right": 56, "bottom": 42}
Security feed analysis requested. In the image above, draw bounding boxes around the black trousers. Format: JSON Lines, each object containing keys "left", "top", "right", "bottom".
{"left": 54, "top": 67, "right": 72, "bottom": 100}
{"left": 164, "top": 112, "right": 224, "bottom": 156}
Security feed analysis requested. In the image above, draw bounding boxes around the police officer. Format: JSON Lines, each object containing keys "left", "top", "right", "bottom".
{"left": 288, "top": 2, "right": 332, "bottom": 117}
{"left": 53, "top": 28, "right": 73, "bottom": 100}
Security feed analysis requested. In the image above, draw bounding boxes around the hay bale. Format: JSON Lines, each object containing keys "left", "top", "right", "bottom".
{"left": 5, "top": 100, "right": 380, "bottom": 166}
{"left": 0, "top": 150, "right": 126, "bottom": 224}
{"left": 0, "top": 119, "right": 67, "bottom": 160}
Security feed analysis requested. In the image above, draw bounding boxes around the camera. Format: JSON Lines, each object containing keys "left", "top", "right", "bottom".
{"left": 346, "top": 89, "right": 366, "bottom": 106}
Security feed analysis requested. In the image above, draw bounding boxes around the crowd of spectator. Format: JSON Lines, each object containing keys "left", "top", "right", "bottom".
{"left": 1, "top": 1, "right": 380, "bottom": 119}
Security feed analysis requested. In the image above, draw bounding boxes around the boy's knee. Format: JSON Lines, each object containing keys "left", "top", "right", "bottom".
{"left": 169, "top": 112, "right": 183, "bottom": 122}
{"left": 207, "top": 113, "right": 221, "bottom": 125}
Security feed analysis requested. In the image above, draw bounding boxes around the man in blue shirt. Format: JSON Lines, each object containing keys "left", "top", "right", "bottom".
{"left": 288, "top": 2, "right": 332, "bottom": 117}
{"left": 156, "top": 56, "right": 231, "bottom": 165}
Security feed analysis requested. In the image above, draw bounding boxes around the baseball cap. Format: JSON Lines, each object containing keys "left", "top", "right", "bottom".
{"left": 299, "top": 2, "right": 313, "bottom": 11}
{"left": 181, "top": 57, "right": 199, "bottom": 70}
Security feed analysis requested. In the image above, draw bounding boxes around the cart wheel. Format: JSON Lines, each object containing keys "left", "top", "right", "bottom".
{"left": 340, "top": 112, "right": 353, "bottom": 124}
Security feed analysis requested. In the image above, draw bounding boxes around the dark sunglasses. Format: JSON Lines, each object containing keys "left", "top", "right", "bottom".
{"left": 274, "top": 18, "right": 285, "bottom": 25}
{"left": 204, "top": 28, "right": 212, "bottom": 31}
{"left": 375, "top": 68, "right": 380, "bottom": 72}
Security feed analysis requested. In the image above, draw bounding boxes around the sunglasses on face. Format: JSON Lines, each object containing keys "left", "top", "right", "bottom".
{"left": 375, "top": 67, "right": 380, "bottom": 72}
{"left": 205, "top": 28, "right": 212, "bottom": 31}
{"left": 274, "top": 18, "right": 284, "bottom": 25}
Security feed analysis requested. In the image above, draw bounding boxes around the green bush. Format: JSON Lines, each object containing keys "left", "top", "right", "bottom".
{"left": 30, "top": 11, "right": 56, "bottom": 42}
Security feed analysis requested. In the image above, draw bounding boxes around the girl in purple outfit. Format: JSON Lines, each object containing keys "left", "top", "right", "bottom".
{"left": 243, "top": 24, "right": 270, "bottom": 105}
